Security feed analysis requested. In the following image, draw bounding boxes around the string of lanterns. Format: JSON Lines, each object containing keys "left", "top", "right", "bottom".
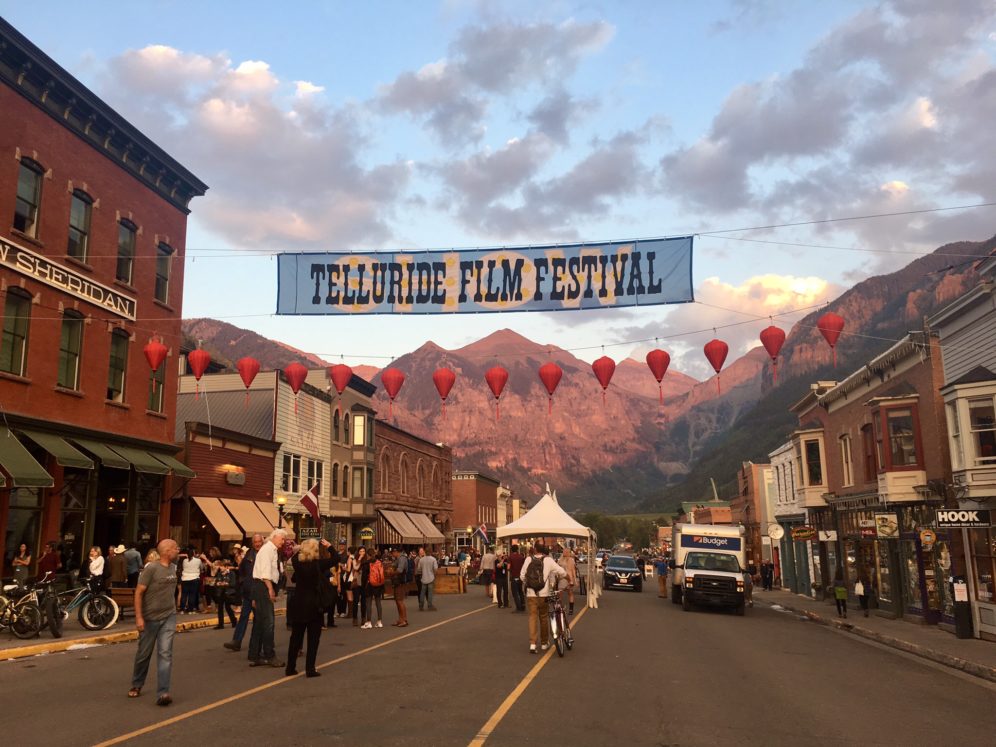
{"left": 142, "top": 312, "right": 846, "bottom": 421}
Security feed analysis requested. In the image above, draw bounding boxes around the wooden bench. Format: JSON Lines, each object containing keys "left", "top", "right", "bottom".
{"left": 109, "top": 587, "right": 137, "bottom": 618}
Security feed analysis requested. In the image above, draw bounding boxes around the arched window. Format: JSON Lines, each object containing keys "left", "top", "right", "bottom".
{"left": 342, "top": 466, "right": 349, "bottom": 499}
{"left": 400, "top": 455, "right": 409, "bottom": 495}
{"left": 343, "top": 414, "right": 350, "bottom": 445}
{"left": 333, "top": 410, "right": 340, "bottom": 442}
{"left": 0, "top": 288, "right": 32, "bottom": 376}
{"left": 57, "top": 310, "right": 85, "bottom": 390}
{"left": 417, "top": 461, "right": 425, "bottom": 498}
{"left": 431, "top": 464, "right": 439, "bottom": 501}
{"left": 14, "top": 158, "right": 44, "bottom": 237}
{"left": 331, "top": 463, "right": 339, "bottom": 497}
{"left": 67, "top": 189, "right": 92, "bottom": 261}
{"left": 380, "top": 451, "right": 390, "bottom": 492}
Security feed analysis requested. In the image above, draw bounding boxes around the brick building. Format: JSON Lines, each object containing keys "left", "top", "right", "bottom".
{"left": 729, "top": 461, "right": 775, "bottom": 571}
{"left": 373, "top": 420, "right": 452, "bottom": 549}
{"left": 0, "top": 19, "right": 205, "bottom": 576}
{"left": 452, "top": 470, "right": 500, "bottom": 550}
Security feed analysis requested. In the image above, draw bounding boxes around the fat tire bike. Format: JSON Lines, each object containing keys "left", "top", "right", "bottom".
{"left": 0, "top": 580, "right": 43, "bottom": 639}
{"left": 52, "top": 577, "right": 120, "bottom": 632}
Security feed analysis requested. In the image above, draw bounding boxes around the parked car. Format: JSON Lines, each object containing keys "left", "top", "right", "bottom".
{"left": 602, "top": 555, "right": 643, "bottom": 592}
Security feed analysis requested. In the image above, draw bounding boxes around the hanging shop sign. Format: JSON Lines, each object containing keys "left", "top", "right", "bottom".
{"left": 875, "top": 512, "right": 899, "bottom": 538}
{"left": 1, "top": 234, "right": 136, "bottom": 319}
{"left": 792, "top": 526, "right": 817, "bottom": 541}
{"left": 359, "top": 527, "right": 375, "bottom": 540}
{"left": 817, "top": 530, "right": 837, "bottom": 542}
{"left": 276, "top": 237, "right": 694, "bottom": 315}
{"left": 935, "top": 509, "right": 992, "bottom": 528}
{"left": 859, "top": 519, "right": 877, "bottom": 538}
{"left": 919, "top": 528, "right": 937, "bottom": 550}
{"left": 298, "top": 528, "right": 322, "bottom": 540}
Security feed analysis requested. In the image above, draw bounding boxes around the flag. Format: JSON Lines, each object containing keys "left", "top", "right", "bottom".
{"left": 300, "top": 483, "right": 322, "bottom": 529}
{"left": 475, "top": 523, "right": 489, "bottom": 544}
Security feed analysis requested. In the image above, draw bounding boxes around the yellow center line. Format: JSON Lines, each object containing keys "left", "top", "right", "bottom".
{"left": 468, "top": 604, "right": 590, "bottom": 747}
{"left": 93, "top": 604, "right": 492, "bottom": 747}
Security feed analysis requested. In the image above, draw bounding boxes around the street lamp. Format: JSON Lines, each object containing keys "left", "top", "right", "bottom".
{"left": 277, "top": 495, "right": 286, "bottom": 528}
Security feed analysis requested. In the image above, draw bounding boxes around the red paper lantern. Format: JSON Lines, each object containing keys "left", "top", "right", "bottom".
{"left": 187, "top": 348, "right": 210, "bottom": 399}
{"left": 432, "top": 368, "right": 456, "bottom": 419}
{"left": 759, "top": 326, "right": 786, "bottom": 384}
{"left": 538, "top": 362, "right": 563, "bottom": 414}
{"left": 645, "top": 349, "right": 671, "bottom": 405}
{"left": 591, "top": 355, "right": 616, "bottom": 406}
{"left": 485, "top": 366, "right": 509, "bottom": 421}
{"left": 817, "top": 312, "right": 845, "bottom": 367}
{"left": 703, "top": 339, "right": 729, "bottom": 394}
{"left": 328, "top": 363, "right": 353, "bottom": 416}
{"left": 143, "top": 337, "right": 167, "bottom": 394}
{"left": 236, "top": 357, "right": 260, "bottom": 409}
{"left": 283, "top": 362, "right": 308, "bottom": 414}
{"left": 381, "top": 368, "right": 406, "bottom": 418}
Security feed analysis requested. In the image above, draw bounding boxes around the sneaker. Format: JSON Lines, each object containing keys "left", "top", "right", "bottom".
{"left": 223, "top": 641, "right": 241, "bottom": 652}
{"left": 529, "top": 644, "right": 537, "bottom": 654}
{"left": 540, "top": 644, "right": 549, "bottom": 651}
{"left": 375, "top": 621, "right": 383, "bottom": 628}
{"left": 361, "top": 622, "right": 373, "bottom": 629}
{"left": 269, "top": 659, "right": 286, "bottom": 668}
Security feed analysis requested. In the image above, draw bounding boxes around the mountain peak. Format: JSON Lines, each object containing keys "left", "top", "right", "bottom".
{"left": 454, "top": 328, "right": 556, "bottom": 357}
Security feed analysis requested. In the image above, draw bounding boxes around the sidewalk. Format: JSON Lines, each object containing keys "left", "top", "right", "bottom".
{"left": 755, "top": 588, "right": 996, "bottom": 684}
{"left": 0, "top": 602, "right": 286, "bottom": 662}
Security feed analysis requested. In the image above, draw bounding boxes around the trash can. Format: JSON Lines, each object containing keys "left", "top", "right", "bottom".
{"left": 951, "top": 576, "right": 973, "bottom": 639}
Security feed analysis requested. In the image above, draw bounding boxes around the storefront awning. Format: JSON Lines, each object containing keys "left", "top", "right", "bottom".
{"left": 108, "top": 445, "right": 169, "bottom": 475}
{"left": 19, "top": 429, "right": 94, "bottom": 469}
{"left": 378, "top": 509, "right": 424, "bottom": 544}
{"left": 192, "top": 497, "right": 244, "bottom": 541}
{"left": 255, "top": 500, "right": 280, "bottom": 528}
{"left": 0, "top": 427, "right": 54, "bottom": 488}
{"left": 406, "top": 511, "right": 445, "bottom": 542}
{"left": 69, "top": 438, "right": 130, "bottom": 469}
{"left": 150, "top": 452, "right": 196, "bottom": 479}
{"left": 221, "top": 498, "right": 274, "bottom": 536}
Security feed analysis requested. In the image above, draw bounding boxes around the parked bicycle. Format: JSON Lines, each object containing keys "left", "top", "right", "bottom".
{"left": 50, "top": 576, "right": 120, "bottom": 633}
{"left": 0, "top": 580, "right": 42, "bottom": 639}
{"left": 547, "top": 588, "right": 574, "bottom": 657}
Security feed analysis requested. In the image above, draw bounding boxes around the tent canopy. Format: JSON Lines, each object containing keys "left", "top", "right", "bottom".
{"left": 496, "top": 486, "right": 591, "bottom": 540}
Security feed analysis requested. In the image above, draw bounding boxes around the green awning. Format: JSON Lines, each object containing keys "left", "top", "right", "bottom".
{"left": 150, "top": 452, "right": 196, "bottom": 479}
{"left": 19, "top": 430, "right": 94, "bottom": 469}
{"left": 107, "top": 445, "right": 170, "bottom": 475}
{"left": 0, "top": 427, "right": 54, "bottom": 487}
{"left": 69, "top": 438, "right": 130, "bottom": 470}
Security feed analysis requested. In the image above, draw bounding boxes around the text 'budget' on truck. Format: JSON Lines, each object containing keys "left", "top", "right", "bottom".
{"left": 669, "top": 523, "right": 748, "bottom": 616}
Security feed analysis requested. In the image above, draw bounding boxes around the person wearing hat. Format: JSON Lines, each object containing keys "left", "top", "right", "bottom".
{"left": 108, "top": 544, "right": 129, "bottom": 588}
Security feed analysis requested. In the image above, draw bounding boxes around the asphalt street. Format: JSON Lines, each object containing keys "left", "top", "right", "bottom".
{"left": 2, "top": 582, "right": 995, "bottom": 746}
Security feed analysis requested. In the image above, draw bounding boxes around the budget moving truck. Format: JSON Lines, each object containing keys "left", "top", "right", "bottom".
{"left": 670, "top": 523, "right": 748, "bottom": 615}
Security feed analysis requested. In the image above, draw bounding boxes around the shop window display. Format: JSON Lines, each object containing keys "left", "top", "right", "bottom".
{"left": 902, "top": 539, "right": 923, "bottom": 612}
{"left": 971, "top": 529, "right": 995, "bottom": 603}
{"left": 876, "top": 541, "right": 893, "bottom": 603}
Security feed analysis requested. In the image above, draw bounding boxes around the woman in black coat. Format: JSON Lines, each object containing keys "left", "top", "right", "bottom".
{"left": 286, "top": 538, "right": 335, "bottom": 677}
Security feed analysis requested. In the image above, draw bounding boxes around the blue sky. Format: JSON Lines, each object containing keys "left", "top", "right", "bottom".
{"left": 5, "top": 1, "right": 996, "bottom": 377}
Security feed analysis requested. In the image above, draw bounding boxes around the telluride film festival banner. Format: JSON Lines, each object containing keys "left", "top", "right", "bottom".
{"left": 276, "top": 236, "right": 693, "bottom": 315}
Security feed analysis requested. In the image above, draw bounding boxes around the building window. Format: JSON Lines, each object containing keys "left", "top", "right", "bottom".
{"left": 106, "top": 329, "right": 129, "bottom": 402}
{"left": 886, "top": 407, "right": 919, "bottom": 467}
{"left": 862, "top": 425, "right": 877, "bottom": 481}
{"left": 343, "top": 414, "right": 350, "bottom": 445}
{"left": 342, "top": 466, "right": 350, "bottom": 499}
{"left": 0, "top": 289, "right": 31, "bottom": 376}
{"left": 352, "top": 413, "right": 365, "bottom": 446}
{"left": 948, "top": 403, "right": 962, "bottom": 470}
{"left": 147, "top": 357, "right": 165, "bottom": 412}
{"left": 155, "top": 243, "right": 173, "bottom": 303}
{"left": 57, "top": 310, "right": 85, "bottom": 390}
{"left": 840, "top": 435, "right": 853, "bottom": 487}
{"left": 400, "top": 456, "right": 409, "bottom": 494}
{"left": 281, "top": 453, "right": 301, "bottom": 493}
{"left": 307, "top": 459, "right": 324, "bottom": 495}
{"left": 380, "top": 453, "right": 389, "bottom": 492}
{"left": 352, "top": 467, "right": 364, "bottom": 500}
{"left": 116, "top": 221, "right": 137, "bottom": 284}
{"left": 804, "top": 440, "right": 822, "bottom": 486}
{"left": 969, "top": 398, "right": 996, "bottom": 464}
{"left": 333, "top": 410, "right": 340, "bottom": 442}
{"left": 366, "top": 469, "right": 373, "bottom": 499}
{"left": 417, "top": 463, "right": 425, "bottom": 498}
{"left": 67, "top": 190, "right": 93, "bottom": 261}
{"left": 14, "top": 159, "right": 43, "bottom": 237}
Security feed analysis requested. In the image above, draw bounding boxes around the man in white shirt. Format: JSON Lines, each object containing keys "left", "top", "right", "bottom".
{"left": 519, "top": 542, "right": 567, "bottom": 654}
{"left": 480, "top": 547, "right": 497, "bottom": 601}
{"left": 248, "top": 528, "right": 286, "bottom": 667}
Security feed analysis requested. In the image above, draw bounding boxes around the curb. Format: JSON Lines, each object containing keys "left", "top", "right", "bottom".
{"left": 761, "top": 599, "right": 996, "bottom": 685}
{"left": 0, "top": 608, "right": 286, "bottom": 662}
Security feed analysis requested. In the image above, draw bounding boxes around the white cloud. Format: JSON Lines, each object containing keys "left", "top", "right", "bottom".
{"left": 294, "top": 81, "right": 325, "bottom": 97}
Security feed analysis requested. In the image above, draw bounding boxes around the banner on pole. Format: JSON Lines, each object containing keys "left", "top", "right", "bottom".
{"left": 276, "top": 237, "right": 693, "bottom": 315}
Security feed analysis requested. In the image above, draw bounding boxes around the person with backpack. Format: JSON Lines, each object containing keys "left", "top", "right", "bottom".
{"left": 519, "top": 542, "right": 567, "bottom": 654}
{"left": 391, "top": 547, "right": 411, "bottom": 627}
{"left": 363, "top": 549, "right": 385, "bottom": 628}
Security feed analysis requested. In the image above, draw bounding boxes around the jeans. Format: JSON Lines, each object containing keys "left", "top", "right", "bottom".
{"left": 232, "top": 590, "right": 253, "bottom": 643}
{"left": 365, "top": 586, "right": 383, "bottom": 624}
{"left": 131, "top": 613, "right": 176, "bottom": 698}
{"left": 495, "top": 576, "right": 509, "bottom": 607}
{"left": 526, "top": 596, "right": 550, "bottom": 646}
{"left": 418, "top": 581, "right": 434, "bottom": 609}
{"left": 248, "top": 581, "right": 276, "bottom": 661}
{"left": 179, "top": 579, "right": 199, "bottom": 612}
{"left": 511, "top": 579, "right": 525, "bottom": 611}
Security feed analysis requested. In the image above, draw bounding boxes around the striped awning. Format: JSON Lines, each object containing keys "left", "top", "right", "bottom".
{"left": 406, "top": 511, "right": 445, "bottom": 542}
{"left": 378, "top": 510, "right": 423, "bottom": 544}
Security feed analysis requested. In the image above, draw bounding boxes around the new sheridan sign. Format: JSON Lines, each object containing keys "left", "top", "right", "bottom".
{"left": 1, "top": 235, "right": 136, "bottom": 320}
{"left": 276, "top": 236, "right": 693, "bottom": 315}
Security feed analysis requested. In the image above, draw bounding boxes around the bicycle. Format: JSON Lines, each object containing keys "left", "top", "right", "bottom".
{"left": 0, "top": 581, "right": 42, "bottom": 639}
{"left": 547, "top": 588, "right": 574, "bottom": 658}
{"left": 52, "top": 577, "right": 120, "bottom": 632}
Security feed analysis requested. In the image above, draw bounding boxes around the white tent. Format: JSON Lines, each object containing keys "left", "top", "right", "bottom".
{"left": 496, "top": 485, "right": 600, "bottom": 609}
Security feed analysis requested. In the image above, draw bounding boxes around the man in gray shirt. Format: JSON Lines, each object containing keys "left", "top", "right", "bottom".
{"left": 416, "top": 547, "right": 438, "bottom": 612}
{"left": 124, "top": 544, "right": 143, "bottom": 588}
{"left": 129, "top": 539, "right": 179, "bottom": 706}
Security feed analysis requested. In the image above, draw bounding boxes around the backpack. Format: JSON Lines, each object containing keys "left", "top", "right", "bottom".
{"left": 369, "top": 560, "right": 384, "bottom": 587}
{"left": 405, "top": 556, "right": 416, "bottom": 584}
{"left": 525, "top": 557, "right": 546, "bottom": 593}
